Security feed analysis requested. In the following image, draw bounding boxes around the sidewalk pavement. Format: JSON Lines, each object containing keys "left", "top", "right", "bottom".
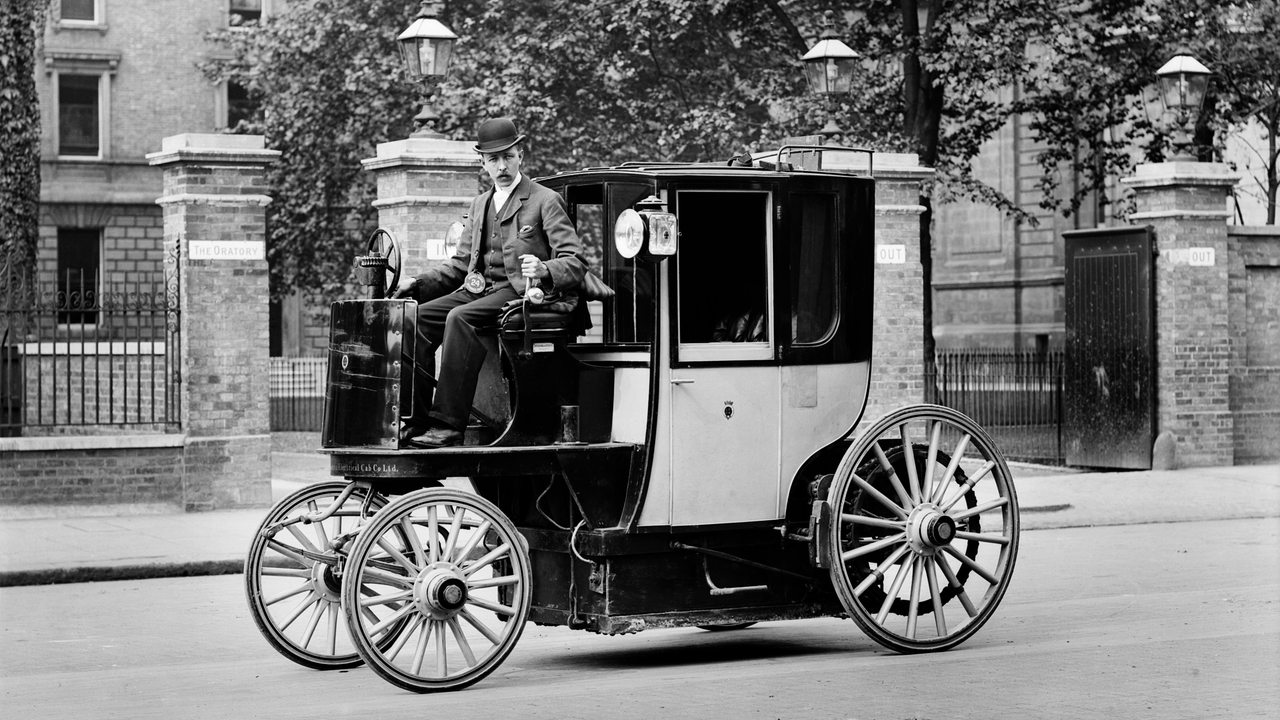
{"left": 1, "top": 451, "right": 1276, "bottom": 587}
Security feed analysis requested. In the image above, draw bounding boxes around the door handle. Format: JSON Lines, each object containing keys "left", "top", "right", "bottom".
{"left": 670, "top": 378, "right": 696, "bottom": 385}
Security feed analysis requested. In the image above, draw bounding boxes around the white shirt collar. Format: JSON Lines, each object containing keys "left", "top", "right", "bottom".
{"left": 492, "top": 173, "right": 523, "bottom": 212}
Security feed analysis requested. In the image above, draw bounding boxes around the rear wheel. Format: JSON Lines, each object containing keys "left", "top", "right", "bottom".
{"left": 825, "top": 405, "right": 1019, "bottom": 653}
{"left": 342, "top": 488, "right": 531, "bottom": 692}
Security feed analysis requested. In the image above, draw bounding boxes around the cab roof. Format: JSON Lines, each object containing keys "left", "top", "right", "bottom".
{"left": 541, "top": 145, "right": 875, "bottom": 185}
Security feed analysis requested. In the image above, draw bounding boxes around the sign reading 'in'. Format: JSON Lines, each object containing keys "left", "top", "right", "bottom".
{"left": 188, "top": 240, "right": 266, "bottom": 261}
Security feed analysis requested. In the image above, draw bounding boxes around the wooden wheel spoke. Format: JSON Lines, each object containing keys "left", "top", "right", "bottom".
{"left": 850, "top": 472, "right": 910, "bottom": 520}
{"left": 424, "top": 505, "right": 439, "bottom": 565}
{"left": 900, "top": 423, "right": 921, "bottom": 503}
{"left": 951, "top": 497, "right": 1009, "bottom": 522}
{"left": 266, "top": 539, "right": 311, "bottom": 568}
{"left": 854, "top": 544, "right": 911, "bottom": 597}
{"left": 410, "top": 618, "right": 433, "bottom": 675}
{"left": 264, "top": 582, "right": 312, "bottom": 607}
{"left": 406, "top": 512, "right": 427, "bottom": 567}
{"left": 842, "top": 513, "right": 904, "bottom": 531}
{"left": 925, "top": 557, "right": 947, "bottom": 636}
{"left": 954, "top": 530, "right": 1010, "bottom": 545}
{"left": 442, "top": 506, "right": 464, "bottom": 563}
{"left": 876, "top": 554, "right": 915, "bottom": 624}
{"left": 301, "top": 598, "right": 325, "bottom": 647}
{"left": 463, "top": 542, "right": 511, "bottom": 578}
{"left": 935, "top": 555, "right": 978, "bottom": 617}
{"left": 452, "top": 519, "right": 493, "bottom": 566}
{"left": 261, "top": 565, "right": 310, "bottom": 578}
{"left": 367, "top": 601, "right": 416, "bottom": 640}
{"left": 942, "top": 544, "right": 1000, "bottom": 585}
{"left": 466, "top": 595, "right": 516, "bottom": 617}
{"left": 468, "top": 574, "right": 520, "bottom": 590}
{"left": 285, "top": 521, "right": 321, "bottom": 556}
{"left": 360, "top": 565, "right": 414, "bottom": 590}
{"left": 905, "top": 557, "right": 923, "bottom": 638}
{"left": 387, "top": 615, "right": 422, "bottom": 663}
{"left": 931, "top": 434, "right": 971, "bottom": 503}
{"left": 459, "top": 607, "right": 503, "bottom": 645}
{"left": 447, "top": 618, "right": 478, "bottom": 668}
{"left": 278, "top": 590, "right": 320, "bottom": 631}
{"left": 360, "top": 588, "right": 413, "bottom": 607}
{"left": 840, "top": 532, "right": 906, "bottom": 563}
{"left": 376, "top": 535, "right": 419, "bottom": 574}
{"left": 873, "top": 442, "right": 914, "bottom": 509}
{"left": 940, "top": 460, "right": 996, "bottom": 513}
{"left": 435, "top": 620, "right": 448, "bottom": 677}
{"left": 326, "top": 602, "right": 339, "bottom": 656}
{"left": 923, "top": 420, "right": 942, "bottom": 500}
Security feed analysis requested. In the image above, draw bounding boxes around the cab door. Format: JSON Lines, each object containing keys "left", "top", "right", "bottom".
{"left": 667, "top": 188, "right": 781, "bottom": 527}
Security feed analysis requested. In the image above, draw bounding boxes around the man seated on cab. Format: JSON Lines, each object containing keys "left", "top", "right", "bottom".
{"left": 392, "top": 117, "right": 586, "bottom": 446}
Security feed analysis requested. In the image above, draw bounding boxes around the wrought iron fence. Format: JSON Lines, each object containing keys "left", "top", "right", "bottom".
{"left": 269, "top": 356, "right": 327, "bottom": 431}
{"left": 926, "top": 348, "right": 1065, "bottom": 465}
{"left": 1, "top": 249, "right": 180, "bottom": 435}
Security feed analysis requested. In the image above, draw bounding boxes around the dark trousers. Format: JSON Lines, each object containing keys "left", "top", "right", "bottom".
{"left": 413, "top": 285, "right": 520, "bottom": 431}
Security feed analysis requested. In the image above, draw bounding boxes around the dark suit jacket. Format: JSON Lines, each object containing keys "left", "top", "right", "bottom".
{"left": 413, "top": 175, "right": 586, "bottom": 300}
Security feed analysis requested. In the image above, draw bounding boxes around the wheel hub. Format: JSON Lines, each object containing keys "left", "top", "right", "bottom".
{"left": 907, "top": 503, "right": 957, "bottom": 554}
{"left": 413, "top": 563, "right": 469, "bottom": 619}
{"left": 310, "top": 559, "right": 343, "bottom": 602}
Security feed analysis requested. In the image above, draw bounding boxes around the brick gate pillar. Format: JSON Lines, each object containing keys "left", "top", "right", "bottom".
{"left": 361, "top": 137, "right": 479, "bottom": 270}
{"left": 861, "top": 153, "right": 935, "bottom": 427}
{"left": 148, "top": 134, "right": 280, "bottom": 510}
{"left": 1123, "top": 161, "right": 1239, "bottom": 468}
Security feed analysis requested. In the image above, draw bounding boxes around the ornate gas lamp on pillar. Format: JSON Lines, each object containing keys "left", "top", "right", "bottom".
{"left": 800, "top": 11, "right": 859, "bottom": 143}
{"left": 398, "top": 1, "right": 458, "bottom": 138}
{"left": 1155, "top": 52, "right": 1211, "bottom": 161}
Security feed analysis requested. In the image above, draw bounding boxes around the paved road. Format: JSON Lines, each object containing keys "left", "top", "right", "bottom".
{"left": 2, "top": 517, "right": 1276, "bottom": 719}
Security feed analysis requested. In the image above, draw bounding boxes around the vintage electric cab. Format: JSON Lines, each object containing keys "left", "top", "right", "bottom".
{"left": 245, "top": 146, "right": 1021, "bottom": 693}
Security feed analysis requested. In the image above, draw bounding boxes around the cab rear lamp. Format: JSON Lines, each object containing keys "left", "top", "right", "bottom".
{"left": 614, "top": 209, "right": 678, "bottom": 260}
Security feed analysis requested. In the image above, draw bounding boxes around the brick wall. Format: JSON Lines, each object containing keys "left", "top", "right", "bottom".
{"left": 0, "top": 437, "right": 185, "bottom": 509}
{"left": 1228, "top": 227, "right": 1280, "bottom": 463}
{"left": 862, "top": 155, "right": 932, "bottom": 426}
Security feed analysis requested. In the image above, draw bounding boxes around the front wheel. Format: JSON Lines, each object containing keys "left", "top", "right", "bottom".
{"left": 342, "top": 488, "right": 532, "bottom": 692}
{"left": 825, "top": 405, "right": 1019, "bottom": 653}
{"left": 245, "top": 481, "right": 386, "bottom": 669}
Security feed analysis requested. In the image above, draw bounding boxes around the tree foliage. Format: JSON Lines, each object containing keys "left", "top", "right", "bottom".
{"left": 204, "top": 0, "right": 1278, "bottom": 300}
{"left": 1, "top": 0, "right": 44, "bottom": 275}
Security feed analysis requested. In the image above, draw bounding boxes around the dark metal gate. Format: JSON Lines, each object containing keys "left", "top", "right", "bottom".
{"left": 1062, "top": 226, "right": 1156, "bottom": 468}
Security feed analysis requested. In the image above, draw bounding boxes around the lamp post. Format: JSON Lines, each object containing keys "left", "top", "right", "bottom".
{"left": 801, "top": 10, "right": 858, "bottom": 143}
{"left": 1155, "top": 52, "right": 1211, "bottom": 161}
{"left": 398, "top": 1, "right": 458, "bottom": 138}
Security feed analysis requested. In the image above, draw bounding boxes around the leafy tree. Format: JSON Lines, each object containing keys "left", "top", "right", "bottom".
{"left": 200, "top": 0, "right": 424, "bottom": 301}
{"left": 0, "top": 0, "right": 45, "bottom": 279}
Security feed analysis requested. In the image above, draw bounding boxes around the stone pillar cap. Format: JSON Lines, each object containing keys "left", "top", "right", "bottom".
{"left": 147, "top": 134, "right": 280, "bottom": 166}
{"left": 363, "top": 137, "right": 478, "bottom": 170}
{"left": 1122, "top": 161, "right": 1240, "bottom": 189}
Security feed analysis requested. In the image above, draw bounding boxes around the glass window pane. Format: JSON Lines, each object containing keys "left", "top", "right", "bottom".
{"left": 790, "top": 193, "right": 839, "bottom": 344}
{"left": 58, "top": 74, "right": 99, "bottom": 156}
{"left": 227, "top": 81, "right": 255, "bottom": 128}
{"left": 605, "top": 184, "right": 655, "bottom": 344}
{"left": 61, "top": 0, "right": 95, "bottom": 21}
{"left": 676, "top": 191, "right": 769, "bottom": 344}
{"left": 56, "top": 228, "right": 100, "bottom": 325}
{"left": 230, "top": 0, "right": 263, "bottom": 26}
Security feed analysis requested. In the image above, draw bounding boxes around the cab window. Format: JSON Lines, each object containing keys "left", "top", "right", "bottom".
{"left": 674, "top": 190, "right": 772, "bottom": 362}
{"left": 567, "top": 182, "right": 653, "bottom": 345}
{"left": 790, "top": 192, "right": 839, "bottom": 345}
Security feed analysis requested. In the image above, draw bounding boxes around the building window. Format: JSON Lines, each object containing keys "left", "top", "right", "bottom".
{"left": 56, "top": 228, "right": 101, "bottom": 326}
{"left": 227, "top": 81, "right": 255, "bottom": 129}
{"left": 57, "top": 73, "right": 102, "bottom": 158}
{"left": 230, "top": 0, "right": 263, "bottom": 26}
{"left": 60, "top": 0, "right": 97, "bottom": 23}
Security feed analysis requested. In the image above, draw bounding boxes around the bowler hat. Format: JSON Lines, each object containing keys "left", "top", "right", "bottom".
{"left": 473, "top": 117, "right": 526, "bottom": 153}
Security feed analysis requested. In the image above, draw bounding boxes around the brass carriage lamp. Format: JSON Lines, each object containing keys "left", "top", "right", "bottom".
{"left": 801, "top": 10, "right": 859, "bottom": 142}
{"left": 398, "top": 1, "right": 458, "bottom": 138}
{"left": 1155, "top": 53, "right": 1211, "bottom": 161}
